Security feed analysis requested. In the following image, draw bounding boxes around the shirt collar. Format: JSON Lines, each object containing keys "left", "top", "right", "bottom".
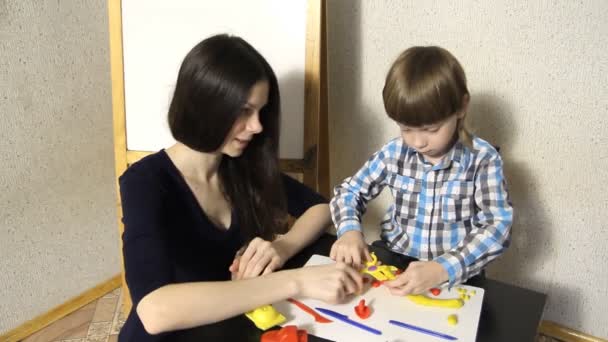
{"left": 405, "top": 140, "right": 467, "bottom": 170}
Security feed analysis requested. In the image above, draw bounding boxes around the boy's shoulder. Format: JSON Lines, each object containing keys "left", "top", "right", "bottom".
{"left": 377, "top": 137, "right": 409, "bottom": 156}
{"left": 470, "top": 136, "right": 502, "bottom": 164}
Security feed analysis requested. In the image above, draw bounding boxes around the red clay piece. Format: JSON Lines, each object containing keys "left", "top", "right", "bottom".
{"left": 371, "top": 280, "right": 382, "bottom": 288}
{"left": 286, "top": 298, "right": 332, "bottom": 323}
{"left": 354, "top": 299, "right": 371, "bottom": 319}
{"left": 430, "top": 288, "right": 441, "bottom": 296}
{"left": 260, "top": 325, "right": 308, "bottom": 342}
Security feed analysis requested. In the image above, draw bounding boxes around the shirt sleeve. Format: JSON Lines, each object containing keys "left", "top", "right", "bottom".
{"left": 119, "top": 166, "right": 175, "bottom": 305}
{"left": 434, "top": 154, "right": 513, "bottom": 286}
{"left": 330, "top": 148, "right": 390, "bottom": 237}
{"left": 282, "top": 173, "right": 327, "bottom": 218}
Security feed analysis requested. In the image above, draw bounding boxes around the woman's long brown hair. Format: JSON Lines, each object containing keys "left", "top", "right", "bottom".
{"left": 168, "top": 34, "right": 287, "bottom": 241}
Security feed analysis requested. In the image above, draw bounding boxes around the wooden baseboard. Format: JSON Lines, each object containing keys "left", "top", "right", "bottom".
{"left": 539, "top": 320, "right": 608, "bottom": 342}
{"left": 0, "top": 274, "right": 122, "bottom": 342}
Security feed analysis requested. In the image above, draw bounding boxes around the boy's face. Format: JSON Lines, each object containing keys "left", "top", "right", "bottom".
{"left": 398, "top": 112, "right": 463, "bottom": 164}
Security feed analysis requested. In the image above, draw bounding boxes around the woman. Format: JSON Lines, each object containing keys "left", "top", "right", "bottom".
{"left": 118, "top": 34, "right": 362, "bottom": 341}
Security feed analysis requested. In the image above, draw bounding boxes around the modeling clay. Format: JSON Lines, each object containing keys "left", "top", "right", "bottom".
{"left": 361, "top": 253, "right": 400, "bottom": 281}
{"left": 287, "top": 298, "right": 332, "bottom": 323}
{"left": 245, "top": 305, "right": 286, "bottom": 330}
{"left": 354, "top": 299, "right": 371, "bottom": 319}
{"left": 459, "top": 293, "right": 470, "bottom": 301}
{"left": 406, "top": 295, "right": 464, "bottom": 309}
{"left": 430, "top": 288, "right": 441, "bottom": 296}
{"left": 260, "top": 325, "right": 308, "bottom": 342}
{"left": 447, "top": 314, "right": 458, "bottom": 326}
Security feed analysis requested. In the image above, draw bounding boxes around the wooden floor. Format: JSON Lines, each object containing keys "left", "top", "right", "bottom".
{"left": 20, "top": 288, "right": 125, "bottom": 342}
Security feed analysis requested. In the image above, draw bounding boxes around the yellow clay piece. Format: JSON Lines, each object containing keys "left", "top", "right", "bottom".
{"left": 457, "top": 288, "right": 466, "bottom": 294}
{"left": 245, "top": 305, "right": 286, "bottom": 330}
{"left": 363, "top": 252, "right": 379, "bottom": 268}
{"left": 447, "top": 314, "right": 458, "bottom": 326}
{"left": 360, "top": 252, "right": 399, "bottom": 281}
{"left": 470, "top": 290, "right": 476, "bottom": 295}
{"left": 458, "top": 293, "right": 471, "bottom": 300}
{"left": 407, "top": 295, "right": 464, "bottom": 309}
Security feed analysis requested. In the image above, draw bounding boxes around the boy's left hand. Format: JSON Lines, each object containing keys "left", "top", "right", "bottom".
{"left": 229, "top": 237, "right": 290, "bottom": 280}
{"left": 384, "top": 261, "right": 449, "bottom": 296}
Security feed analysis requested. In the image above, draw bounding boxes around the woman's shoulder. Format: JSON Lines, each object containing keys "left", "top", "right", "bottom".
{"left": 119, "top": 150, "right": 173, "bottom": 187}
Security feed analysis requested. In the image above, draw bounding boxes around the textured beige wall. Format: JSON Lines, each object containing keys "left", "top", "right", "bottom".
{"left": 327, "top": 0, "right": 607, "bottom": 338}
{"left": 0, "top": 1, "right": 119, "bottom": 333}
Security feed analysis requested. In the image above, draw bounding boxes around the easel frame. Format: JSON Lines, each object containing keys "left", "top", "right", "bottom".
{"left": 107, "top": 0, "right": 328, "bottom": 313}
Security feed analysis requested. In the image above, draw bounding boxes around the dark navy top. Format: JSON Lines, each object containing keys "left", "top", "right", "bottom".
{"left": 117, "top": 150, "right": 326, "bottom": 342}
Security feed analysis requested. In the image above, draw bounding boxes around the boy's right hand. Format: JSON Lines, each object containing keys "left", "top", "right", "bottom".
{"left": 329, "top": 230, "right": 371, "bottom": 268}
{"left": 294, "top": 262, "right": 363, "bottom": 304}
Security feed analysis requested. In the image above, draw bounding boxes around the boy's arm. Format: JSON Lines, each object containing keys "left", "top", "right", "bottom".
{"left": 434, "top": 154, "right": 513, "bottom": 287}
{"left": 330, "top": 148, "right": 390, "bottom": 237}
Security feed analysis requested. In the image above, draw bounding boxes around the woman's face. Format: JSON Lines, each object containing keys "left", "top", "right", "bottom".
{"left": 221, "top": 80, "right": 269, "bottom": 157}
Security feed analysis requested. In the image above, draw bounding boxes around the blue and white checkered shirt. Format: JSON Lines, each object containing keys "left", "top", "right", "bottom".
{"left": 330, "top": 136, "right": 513, "bottom": 286}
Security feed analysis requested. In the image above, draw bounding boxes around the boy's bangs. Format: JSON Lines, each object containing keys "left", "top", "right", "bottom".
{"left": 382, "top": 46, "right": 467, "bottom": 127}
{"left": 384, "top": 79, "right": 460, "bottom": 126}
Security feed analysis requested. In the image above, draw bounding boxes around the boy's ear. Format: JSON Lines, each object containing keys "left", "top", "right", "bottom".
{"left": 457, "top": 94, "right": 470, "bottom": 119}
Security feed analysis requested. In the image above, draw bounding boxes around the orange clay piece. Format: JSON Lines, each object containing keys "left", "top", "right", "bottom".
{"left": 371, "top": 280, "right": 383, "bottom": 287}
{"left": 261, "top": 325, "right": 308, "bottom": 342}
{"left": 430, "top": 288, "right": 441, "bottom": 296}
{"left": 354, "top": 299, "right": 371, "bottom": 319}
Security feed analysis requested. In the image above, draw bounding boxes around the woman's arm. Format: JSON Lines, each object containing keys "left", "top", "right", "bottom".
{"left": 234, "top": 205, "right": 332, "bottom": 279}
{"left": 120, "top": 162, "right": 363, "bottom": 335}
{"left": 274, "top": 203, "right": 331, "bottom": 259}
{"left": 234, "top": 174, "right": 332, "bottom": 279}
{"left": 137, "top": 262, "right": 362, "bottom": 334}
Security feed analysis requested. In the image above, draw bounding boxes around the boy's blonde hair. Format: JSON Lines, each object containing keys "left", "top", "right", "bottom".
{"left": 383, "top": 46, "right": 473, "bottom": 146}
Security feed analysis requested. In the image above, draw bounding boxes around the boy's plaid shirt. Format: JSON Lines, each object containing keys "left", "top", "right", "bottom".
{"left": 330, "top": 136, "right": 513, "bottom": 286}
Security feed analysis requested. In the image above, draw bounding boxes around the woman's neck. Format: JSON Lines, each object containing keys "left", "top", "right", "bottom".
{"left": 166, "top": 142, "right": 222, "bottom": 183}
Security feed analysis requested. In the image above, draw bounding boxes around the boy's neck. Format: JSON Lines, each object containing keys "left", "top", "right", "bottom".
{"left": 422, "top": 154, "right": 445, "bottom": 165}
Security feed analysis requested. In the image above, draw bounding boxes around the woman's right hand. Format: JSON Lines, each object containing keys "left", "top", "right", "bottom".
{"left": 293, "top": 262, "right": 363, "bottom": 304}
{"left": 329, "top": 230, "right": 371, "bottom": 268}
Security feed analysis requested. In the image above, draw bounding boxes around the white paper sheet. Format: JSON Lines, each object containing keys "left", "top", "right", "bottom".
{"left": 273, "top": 254, "right": 484, "bottom": 342}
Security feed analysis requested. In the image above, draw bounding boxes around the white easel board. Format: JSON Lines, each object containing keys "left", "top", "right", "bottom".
{"left": 121, "top": 0, "right": 307, "bottom": 159}
{"left": 273, "top": 255, "right": 484, "bottom": 342}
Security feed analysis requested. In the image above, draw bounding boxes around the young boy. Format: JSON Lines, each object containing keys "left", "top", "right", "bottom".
{"left": 329, "top": 46, "right": 513, "bottom": 296}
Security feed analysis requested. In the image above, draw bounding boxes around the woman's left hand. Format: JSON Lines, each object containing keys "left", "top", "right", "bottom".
{"left": 229, "top": 237, "right": 290, "bottom": 280}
